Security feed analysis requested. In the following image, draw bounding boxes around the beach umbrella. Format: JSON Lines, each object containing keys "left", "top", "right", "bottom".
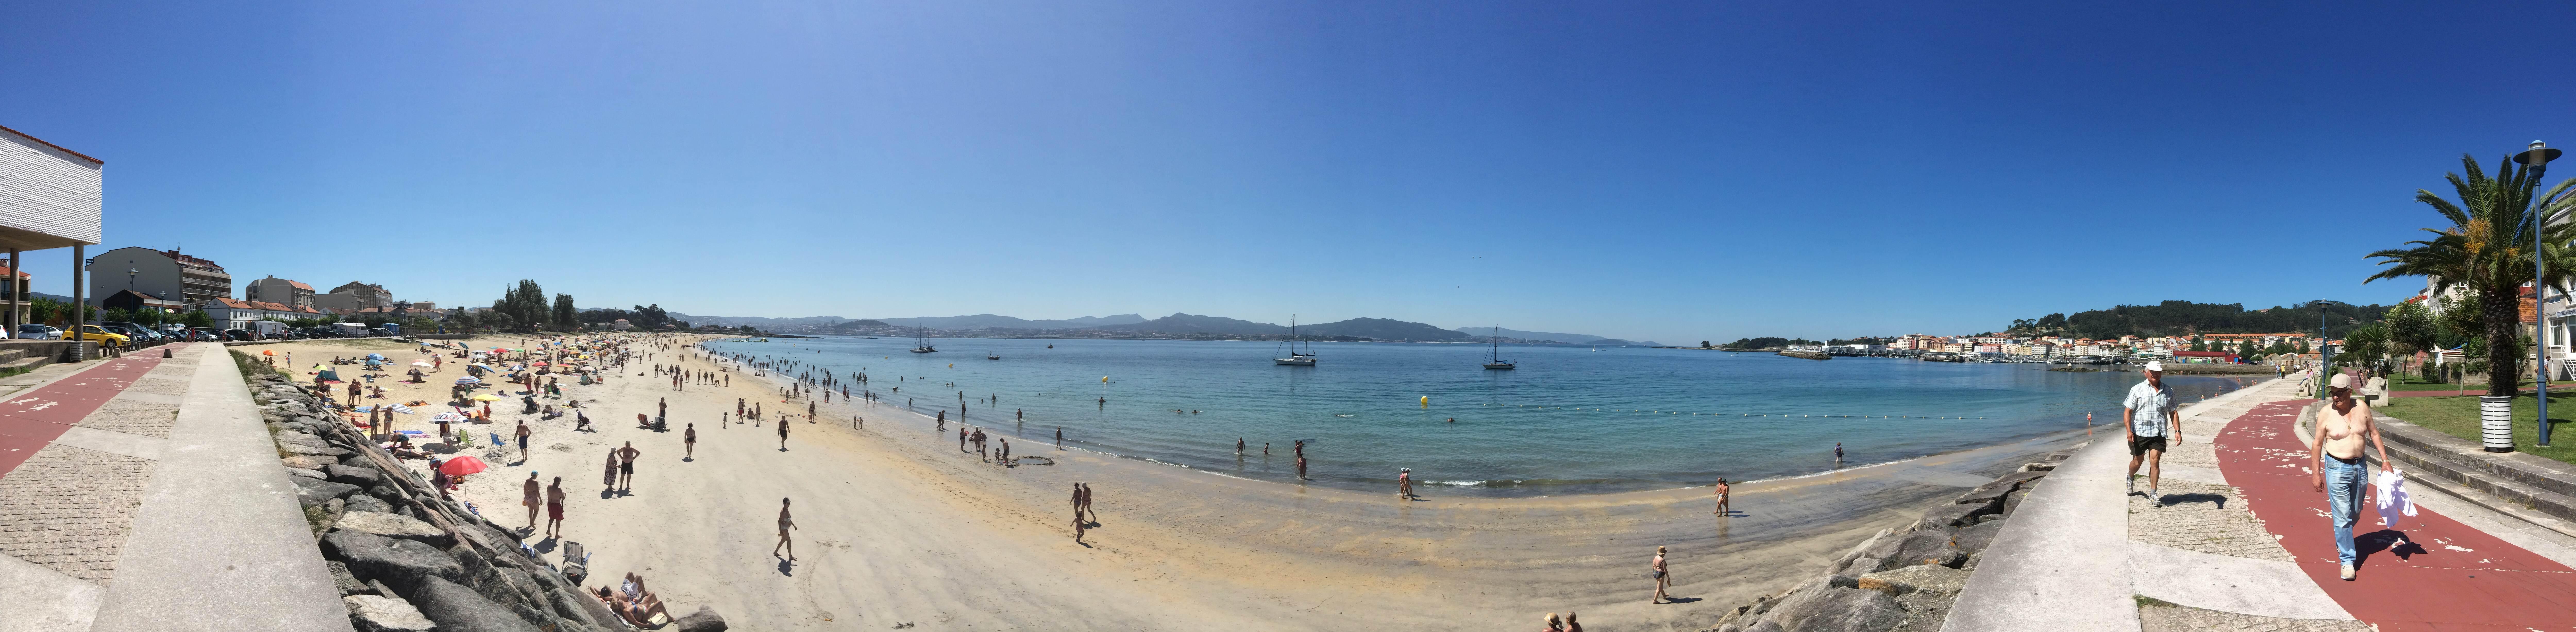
{"left": 318, "top": 370, "right": 341, "bottom": 382}
{"left": 366, "top": 353, "right": 386, "bottom": 361}
{"left": 439, "top": 456, "right": 489, "bottom": 476}
{"left": 412, "top": 361, "right": 433, "bottom": 367}
{"left": 530, "top": 361, "right": 549, "bottom": 367}
{"left": 262, "top": 349, "right": 276, "bottom": 356}
{"left": 472, "top": 394, "right": 503, "bottom": 402}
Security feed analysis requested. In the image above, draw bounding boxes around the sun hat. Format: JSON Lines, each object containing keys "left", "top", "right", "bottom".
{"left": 2143, "top": 361, "right": 2165, "bottom": 372}
{"left": 2330, "top": 373, "right": 2353, "bottom": 389}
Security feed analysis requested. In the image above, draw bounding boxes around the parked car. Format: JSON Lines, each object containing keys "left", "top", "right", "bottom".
{"left": 101, "top": 322, "right": 160, "bottom": 344}
{"left": 368, "top": 328, "right": 392, "bottom": 336}
{"left": 222, "top": 329, "right": 255, "bottom": 341}
{"left": 16, "top": 323, "right": 59, "bottom": 339}
{"left": 70, "top": 325, "right": 130, "bottom": 347}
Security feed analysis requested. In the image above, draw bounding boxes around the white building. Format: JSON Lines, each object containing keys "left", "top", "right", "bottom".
{"left": 0, "top": 124, "right": 103, "bottom": 335}
{"left": 245, "top": 275, "right": 315, "bottom": 308}
{"left": 201, "top": 298, "right": 324, "bottom": 331}
{"left": 86, "top": 246, "right": 231, "bottom": 308}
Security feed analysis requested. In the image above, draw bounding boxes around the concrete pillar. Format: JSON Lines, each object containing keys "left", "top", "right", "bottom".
{"left": 70, "top": 244, "right": 82, "bottom": 362}
{"left": 5, "top": 247, "right": 15, "bottom": 337}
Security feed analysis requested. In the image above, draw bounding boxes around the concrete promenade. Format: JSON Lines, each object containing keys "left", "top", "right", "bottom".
{"left": 1949, "top": 372, "right": 2576, "bottom": 631}
{"left": 0, "top": 343, "right": 348, "bottom": 632}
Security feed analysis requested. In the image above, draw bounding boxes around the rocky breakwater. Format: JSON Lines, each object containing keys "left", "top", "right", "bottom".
{"left": 1776, "top": 351, "right": 1832, "bottom": 361}
{"left": 244, "top": 364, "right": 729, "bottom": 632}
{"left": 1702, "top": 449, "right": 2072, "bottom": 632}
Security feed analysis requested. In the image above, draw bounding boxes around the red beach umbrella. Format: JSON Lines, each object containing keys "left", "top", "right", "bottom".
{"left": 439, "top": 456, "right": 489, "bottom": 476}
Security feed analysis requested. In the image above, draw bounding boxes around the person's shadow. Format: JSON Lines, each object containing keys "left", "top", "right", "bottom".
{"left": 2156, "top": 492, "right": 2228, "bottom": 509}
{"left": 2358, "top": 529, "right": 2425, "bottom": 561}
{"left": 776, "top": 558, "right": 795, "bottom": 576}
{"left": 1662, "top": 597, "right": 1703, "bottom": 604}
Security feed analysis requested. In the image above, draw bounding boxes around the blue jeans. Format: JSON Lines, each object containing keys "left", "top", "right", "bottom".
{"left": 2322, "top": 456, "right": 2369, "bottom": 564}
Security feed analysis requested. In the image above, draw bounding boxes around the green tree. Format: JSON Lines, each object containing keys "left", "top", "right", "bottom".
{"left": 2189, "top": 336, "right": 2206, "bottom": 352}
{"left": 181, "top": 310, "right": 214, "bottom": 328}
{"left": 2367, "top": 154, "right": 2576, "bottom": 395}
{"left": 1700, "top": 340, "right": 1712, "bottom": 349}
{"left": 2342, "top": 323, "right": 2391, "bottom": 375}
{"left": 2385, "top": 302, "right": 2438, "bottom": 361}
{"left": 552, "top": 293, "right": 577, "bottom": 327}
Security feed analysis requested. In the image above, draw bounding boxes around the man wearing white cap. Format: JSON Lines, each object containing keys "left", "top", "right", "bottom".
{"left": 2314, "top": 371, "right": 2392, "bottom": 580}
{"left": 2123, "top": 361, "right": 2182, "bottom": 503}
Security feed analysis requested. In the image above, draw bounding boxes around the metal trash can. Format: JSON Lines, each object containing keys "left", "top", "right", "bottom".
{"left": 2482, "top": 395, "right": 2517, "bottom": 452}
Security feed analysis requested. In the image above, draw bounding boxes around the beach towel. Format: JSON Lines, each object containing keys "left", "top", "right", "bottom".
{"left": 2375, "top": 468, "right": 2417, "bottom": 527}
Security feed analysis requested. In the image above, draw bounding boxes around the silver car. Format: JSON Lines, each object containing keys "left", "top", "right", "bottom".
{"left": 15, "top": 323, "right": 61, "bottom": 340}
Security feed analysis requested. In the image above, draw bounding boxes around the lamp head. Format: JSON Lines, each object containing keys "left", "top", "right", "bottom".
{"left": 2516, "top": 140, "right": 2561, "bottom": 166}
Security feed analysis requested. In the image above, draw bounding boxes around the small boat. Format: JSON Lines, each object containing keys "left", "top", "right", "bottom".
{"left": 1482, "top": 326, "right": 1515, "bottom": 370}
{"left": 987, "top": 354, "right": 1000, "bottom": 360}
{"left": 1275, "top": 314, "right": 1317, "bottom": 366}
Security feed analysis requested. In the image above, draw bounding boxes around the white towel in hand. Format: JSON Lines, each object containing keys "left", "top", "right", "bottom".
{"left": 2374, "top": 468, "right": 2417, "bottom": 527}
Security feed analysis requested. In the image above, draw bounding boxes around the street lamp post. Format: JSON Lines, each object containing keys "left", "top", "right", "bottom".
{"left": 2518, "top": 140, "right": 2563, "bottom": 447}
{"left": 2319, "top": 301, "right": 2334, "bottom": 400}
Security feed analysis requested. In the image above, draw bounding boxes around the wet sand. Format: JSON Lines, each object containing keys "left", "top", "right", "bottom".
{"left": 255, "top": 335, "right": 2083, "bottom": 630}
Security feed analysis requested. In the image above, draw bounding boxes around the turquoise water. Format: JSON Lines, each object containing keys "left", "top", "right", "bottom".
{"left": 703, "top": 337, "right": 2255, "bottom": 496}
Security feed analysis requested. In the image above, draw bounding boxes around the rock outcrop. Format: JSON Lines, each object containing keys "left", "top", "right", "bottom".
{"left": 1702, "top": 447, "right": 2071, "bottom": 632}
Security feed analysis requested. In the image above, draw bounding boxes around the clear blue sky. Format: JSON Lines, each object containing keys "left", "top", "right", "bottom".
{"left": 6, "top": 2, "right": 2572, "bottom": 343}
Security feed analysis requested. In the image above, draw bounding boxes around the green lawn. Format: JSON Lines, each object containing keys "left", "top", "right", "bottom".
{"left": 2376, "top": 394, "right": 2576, "bottom": 465}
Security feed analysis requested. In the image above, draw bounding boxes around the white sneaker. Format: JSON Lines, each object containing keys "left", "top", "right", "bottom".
{"left": 2340, "top": 563, "right": 2355, "bottom": 580}
{"left": 2148, "top": 488, "right": 2159, "bottom": 505}
{"left": 2127, "top": 477, "right": 2136, "bottom": 497}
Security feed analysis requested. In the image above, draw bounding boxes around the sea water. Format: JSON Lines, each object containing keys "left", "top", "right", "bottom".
{"left": 704, "top": 337, "right": 2254, "bottom": 496}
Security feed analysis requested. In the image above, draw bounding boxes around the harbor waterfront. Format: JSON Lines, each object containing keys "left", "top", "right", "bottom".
{"left": 706, "top": 336, "right": 2259, "bottom": 496}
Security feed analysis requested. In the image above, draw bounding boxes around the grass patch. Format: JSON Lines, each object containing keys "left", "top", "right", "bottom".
{"left": 2377, "top": 394, "right": 2576, "bottom": 465}
{"left": 2134, "top": 595, "right": 2179, "bottom": 609}
{"left": 0, "top": 365, "right": 33, "bottom": 380}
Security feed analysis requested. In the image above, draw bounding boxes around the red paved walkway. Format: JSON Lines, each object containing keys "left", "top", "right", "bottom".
{"left": 0, "top": 350, "right": 168, "bottom": 478}
{"left": 2216, "top": 398, "right": 2576, "bottom": 631}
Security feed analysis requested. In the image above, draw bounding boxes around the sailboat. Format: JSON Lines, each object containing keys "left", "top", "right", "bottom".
{"left": 908, "top": 321, "right": 936, "bottom": 353}
{"left": 1483, "top": 326, "right": 1516, "bottom": 370}
{"left": 1275, "top": 314, "right": 1317, "bottom": 366}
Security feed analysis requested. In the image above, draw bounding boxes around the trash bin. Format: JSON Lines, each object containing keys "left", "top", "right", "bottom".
{"left": 2481, "top": 395, "right": 2516, "bottom": 452}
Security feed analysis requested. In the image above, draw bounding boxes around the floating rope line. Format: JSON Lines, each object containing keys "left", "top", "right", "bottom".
{"left": 1478, "top": 402, "right": 1987, "bottom": 419}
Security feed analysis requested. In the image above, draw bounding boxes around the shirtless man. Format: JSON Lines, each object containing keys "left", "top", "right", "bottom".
{"left": 2313, "top": 372, "right": 2393, "bottom": 580}
{"left": 616, "top": 442, "right": 641, "bottom": 491}
{"left": 515, "top": 421, "right": 532, "bottom": 463}
{"left": 773, "top": 498, "right": 798, "bottom": 561}
{"left": 1398, "top": 468, "right": 1415, "bottom": 499}
{"left": 777, "top": 418, "right": 789, "bottom": 451}
{"left": 1713, "top": 478, "right": 1731, "bottom": 515}
{"left": 544, "top": 477, "right": 567, "bottom": 538}
{"left": 684, "top": 423, "right": 697, "bottom": 460}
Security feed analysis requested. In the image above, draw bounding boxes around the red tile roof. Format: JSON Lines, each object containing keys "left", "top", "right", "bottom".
{"left": 0, "top": 265, "right": 27, "bottom": 280}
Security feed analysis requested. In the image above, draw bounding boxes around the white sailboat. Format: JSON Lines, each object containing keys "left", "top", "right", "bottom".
{"left": 908, "top": 321, "right": 936, "bottom": 353}
{"left": 1483, "top": 326, "right": 1516, "bottom": 370}
{"left": 1275, "top": 314, "right": 1316, "bottom": 366}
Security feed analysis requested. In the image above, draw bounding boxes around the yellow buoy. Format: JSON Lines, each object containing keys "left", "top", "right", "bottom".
{"left": 1102, "top": 376, "right": 1109, "bottom": 383}
{"left": 1420, "top": 396, "right": 1429, "bottom": 408}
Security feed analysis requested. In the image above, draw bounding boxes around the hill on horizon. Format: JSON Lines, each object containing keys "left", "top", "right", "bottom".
{"left": 1451, "top": 326, "right": 1607, "bottom": 344}
{"left": 1306, "top": 317, "right": 1471, "bottom": 341}
{"left": 1094, "top": 313, "right": 1287, "bottom": 335}
{"left": 868, "top": 314, "right": 1149, "bottom": 330}
{"left": 661, "top": 312, "right": 850, "bottom": 328}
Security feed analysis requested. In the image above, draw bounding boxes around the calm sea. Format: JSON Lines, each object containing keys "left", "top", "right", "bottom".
{"left": 702, "top": 337, "right": 2257, "bottom": 496}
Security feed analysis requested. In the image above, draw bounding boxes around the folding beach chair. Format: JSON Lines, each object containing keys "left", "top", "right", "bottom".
{"left": 560, "top": 541, "right": 590, "bottom": 585}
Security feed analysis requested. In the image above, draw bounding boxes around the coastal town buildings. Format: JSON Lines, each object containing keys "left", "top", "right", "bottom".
{"left": 0, "top": 124, "right": 103, "bottom": 343}
{"left": 202, "top": 297, "right": 324, "bottom": 331}
{"left": 245, "top": 275, "right": 316, "bottom": 308}
{"left": 84, "top": 246, "right": 231, "bottom": 308}
{"left": 315, "top": 281, "right": 393, "bottom": 311}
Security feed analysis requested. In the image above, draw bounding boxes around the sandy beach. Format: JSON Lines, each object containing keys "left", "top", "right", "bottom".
{"left": 247, "top": 333, "right": 2079, "bottom": 631}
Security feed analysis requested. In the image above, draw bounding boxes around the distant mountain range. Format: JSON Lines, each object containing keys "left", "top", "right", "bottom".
{"left": 870, "top": 314, "right": 1148, "bottom": 330}
{"left": 668, "top": 310, "right": 1638, "bottom": 343}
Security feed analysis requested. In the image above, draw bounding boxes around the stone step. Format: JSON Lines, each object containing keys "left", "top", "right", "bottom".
{"left": 0, "top": 353, "right": 43, "bottom": 374}
{"left": 2373, "top": 437, "right": 2576, "bottom": 536}
{"left": 0, "top": 347, "right": 22, "bottom": 363}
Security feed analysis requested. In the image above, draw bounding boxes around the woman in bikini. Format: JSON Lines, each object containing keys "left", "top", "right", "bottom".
{"left": 1649, "top": 546, "right": 1671, "bottom": 603}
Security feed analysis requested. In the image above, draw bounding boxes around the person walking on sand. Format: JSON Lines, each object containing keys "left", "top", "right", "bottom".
{"left": 1073, "top": 509, "right": 1088, "bottom": 544}
{"left": 1071, "top": 483, "right": 1083, "bottom": 520}
{"left": 617, "top": 442, "right": 641, "bottom": 491}
{"left": 773, "top": 498, "right": 798, "bottom": 561}
{"left": 998, "top": 439, "right": 1010, "bottom": 466}
{"left": 602, "top": 447, "right": 620, "bottom": 493}
{"left": 515, "top": 420, "right": 532, "bottom": 462}
{"left": 1398, "top": 468, "right": 1415, "bottom": 499}
{"left": 2314, "top": 372, "right": 2393, "bottom": 581}
{"left": 1713, "top": 478, "right": 1731, "bottom": 515}
{"left": 684, "top": 423, "right": 696, "bottom": 460}
{"left": 522, "top": 473, "right": 542, "bottom": 531}
{"left": 545, "top": 477, "right": 566, "bottom": 538}
{"left": 777, "top": 417, "right": 789, "bottom": 451}
{"left": 1055, "top": 426, "right": 1063, "bottom": 447}
{"left": 2124, "top": 361, "right": 2182, "bottom": 503}
{"left": 1649, "top": 546, "right": 1672, "bottom": 603}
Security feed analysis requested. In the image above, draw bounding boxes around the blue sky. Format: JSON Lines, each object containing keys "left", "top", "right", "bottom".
{"left": 5, "top": 2, "right": 2573, "bottom": 343}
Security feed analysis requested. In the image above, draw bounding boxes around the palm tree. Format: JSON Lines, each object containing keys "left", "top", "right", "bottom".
{"left": 2365, "top": 154, "right": 2576, "bottom": 396}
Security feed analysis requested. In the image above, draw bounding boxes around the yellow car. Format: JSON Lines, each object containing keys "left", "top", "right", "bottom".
{"left": 72, "top": 325, "right": 129, "bottom": 347}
